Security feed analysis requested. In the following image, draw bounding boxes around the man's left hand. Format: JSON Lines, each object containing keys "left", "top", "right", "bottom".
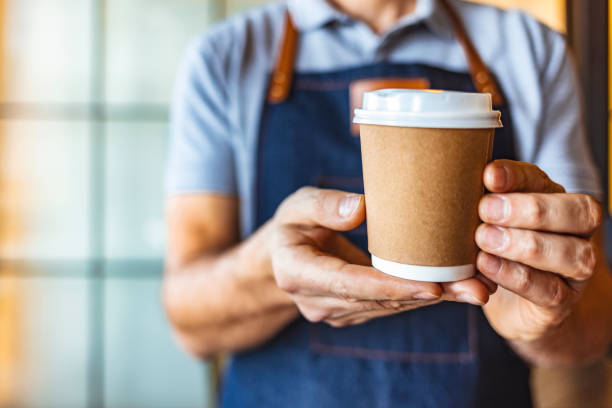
{"left": 476, "top": 160, "right": 602, "bottom": 342}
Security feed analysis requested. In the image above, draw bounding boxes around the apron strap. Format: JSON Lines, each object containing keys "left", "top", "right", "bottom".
{"left": 267, "top": 11, "right": 299, "bottom": 103}
{"left": 268, "top": 1, "right": 504, "bottom": 105}
{"left": 438, "top": 0, "right": 504, "bottom": 105}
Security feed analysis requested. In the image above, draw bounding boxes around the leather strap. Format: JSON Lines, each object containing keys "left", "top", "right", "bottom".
{"left": 438, "top": 0, "right": 504, "bottom": 105}
{"left": 268, "top": 1, "right": 504, "bottom": 105}
{"left": 267, "top": 11, "right": 298, "bottom": 103}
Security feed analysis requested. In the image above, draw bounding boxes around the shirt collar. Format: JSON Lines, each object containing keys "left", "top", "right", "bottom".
{"left": 287, "top": 0, "right": 454, "bottom": 40}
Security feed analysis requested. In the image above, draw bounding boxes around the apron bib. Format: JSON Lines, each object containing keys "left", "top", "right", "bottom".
{"left": 223, "top": 3, "right": 531, "bottom": 407}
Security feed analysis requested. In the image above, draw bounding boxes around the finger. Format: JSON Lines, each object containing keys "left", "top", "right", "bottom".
{"left": 477, "top": 252, "right": 577, "bottom": 309}
{"left": 351, "top": 298, "right": 441, "bottom": 314}
{"left": 275, "top": 187, "right": 365, "bottom": 231}
{"left": 325, "top": 232, "right": 372, "bottom": 266}
{"left": 302, "top": 296, "right": 437, "bottom": 321}
{"left": 475, "top": 224, "right": 597, "bottom": 281}
{"left": 483, "top": 160, "right": 565, "bottom": 194}
{"left": 294, "top": 226, "right": 371, "bottom": 266}
{"left": 326, "top": 310, "right": 405, "bottom": 327}
{"left": 479, "top": 193, "right": 602, "bottom": 236}
{"left": 326, "top": 304, "right": 436, "bottom": 327}
{"left": 326, "top": 298, "right": 444, "bottom": 326}
{"left": 440, "top": 277, "right": 491, "bottom": 305}
{"left": 298, "top": 277, "right": 487, "bottom": 326}
{"left": 474, "top": 273, "right": 498, "bottom": 294}
{"left": 272, "top": 243, "right": 442, "bottom": 301}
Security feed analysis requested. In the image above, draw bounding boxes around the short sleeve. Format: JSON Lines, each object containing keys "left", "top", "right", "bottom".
{"left": 533, "top": 30, "right": 603, "bottom": 201}
{"left": 165, "top": 38, "right": 237, "bottom": 196}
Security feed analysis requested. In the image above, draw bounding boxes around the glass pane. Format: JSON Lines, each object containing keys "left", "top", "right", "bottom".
{"left": 105, "top": 0, "right": 222, "bottom": 105}
{"left": 0, "top": 275, "right": 90, "bottom": 408}
{"left": 0, "top": 120, "right": 91, "bottom": 260}
{"left": 104, "top": 277, "right": 210, "bottom": 408}
{"left": 0, "top": 0, "right": 92, "bottom": 104}
{"left": 104, "top": 121, "right": 167, "bottom": 259}
{"left": 224, "top": 0, "right": 270, "bottom": 16}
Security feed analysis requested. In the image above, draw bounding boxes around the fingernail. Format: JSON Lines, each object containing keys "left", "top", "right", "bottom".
{"left": 414, "top": 292, "right": 440, "bottom": 300}
{"left": 478, "top": 225, "right": 508, "bottom": 251}
{"left": 482, "top": 195, "right": 508, "bottom": 222}
{"left": 338, "top": 195, "right": 362, "bottom": 218}
{"left": 481, "top": 253, "right": 502, "bottom": 275}
{"left": 458, "top": 293, "right": 485, "bottom": 306}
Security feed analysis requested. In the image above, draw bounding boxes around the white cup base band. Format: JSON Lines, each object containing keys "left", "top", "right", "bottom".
{"left": 371, "top": 255, "right": 475, "bottom": 282}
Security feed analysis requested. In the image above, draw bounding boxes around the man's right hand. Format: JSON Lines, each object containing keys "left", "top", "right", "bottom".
{"left": 270, "top": 187, "right": 493, "bottom": 328}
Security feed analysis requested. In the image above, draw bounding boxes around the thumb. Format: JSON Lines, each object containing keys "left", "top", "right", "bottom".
{"left": 275, "top": 187, "right": 365, "bottom": 231}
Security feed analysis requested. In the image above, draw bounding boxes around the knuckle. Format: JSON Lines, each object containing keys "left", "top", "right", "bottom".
{"left": 310, "top": 189, "right": 327, "bottom": 219}
{"left": 359, "top": 301, "right": 379, "bottom": 312}
{"left": 553, "top": 183, "right": 566, "bottom": 193}
{"left": 296, "top": 186, "right": 315, "bottom": 196}
{"left": 272, "top": 224, "right": 293, "bottom": 247}
{"left": 272, "top": 249, "right": 299, "bottom": 294}
{"left": 525, "top": 195, "right": 546, "bottom": 226}
{"left": 379, "top": 300, "right": 403, "bottom": 310}
{"left": 276, "top": 192, "right": 299, "bottom": 220}
{"left": 523, "top": 232, "right": 542, "bottom": 259}
{"left": 534, "top": 167, "right": 553, "bottom": 189}
{"left": 582, "top": 195, "right": 603, "bottom": 232}
{"left": 388, "top": 300, "right": 403, "bottom": 310}
{"left": 519, "top": 163, "right": 539, "bottom": 189}
{"left": 291, "top": 186, "right": 316, "bottom": 203}
{"left": 514, "top": 263, "right": 532, "bottom": 293}
{"left": 276, "top": 186, "right": 317, "bottom": 221}
{"left": 329, "top": 278, "right": 352, "bottom": 301}
{"left": 548, "top": 280, "right": 567, "bottom": 308}
{"left": 576, "top": 241, "right": 597, "bottom": 280}
{"left": 535, "top": 169, "right": 547, "bottom": 184}
{"left": 270, "top": 245, "right": 288, "bottom": 270}
{"left": 275, "top": 272, "right": 299, "bottom": 294}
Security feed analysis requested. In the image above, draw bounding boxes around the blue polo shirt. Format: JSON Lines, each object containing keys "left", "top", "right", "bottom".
{"left": 166, "top": 0, "right": 602, "bottom": 239}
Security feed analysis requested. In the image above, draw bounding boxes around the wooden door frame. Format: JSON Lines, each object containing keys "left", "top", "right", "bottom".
{"left": 566, "top": 0, "right": 609, "bottom": 210}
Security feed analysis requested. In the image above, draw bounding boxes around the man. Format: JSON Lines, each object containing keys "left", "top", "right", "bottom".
{"left": 163, "top": 0, "right": 612, "bottom": 406}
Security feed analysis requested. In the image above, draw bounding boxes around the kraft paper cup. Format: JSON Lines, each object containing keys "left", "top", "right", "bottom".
{"left": 354, "top": 89, "right": 502, "bottom": 282}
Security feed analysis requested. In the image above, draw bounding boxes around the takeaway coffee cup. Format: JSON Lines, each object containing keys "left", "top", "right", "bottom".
{"left": 353, "top": 89, "right": 502, "bottom": 282}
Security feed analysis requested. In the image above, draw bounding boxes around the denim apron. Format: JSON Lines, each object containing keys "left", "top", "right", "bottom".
{"left": 222, "top": 3, "right": 532, "bottom": 407}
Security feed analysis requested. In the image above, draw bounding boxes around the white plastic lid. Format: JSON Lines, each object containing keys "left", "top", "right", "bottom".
{"left": 354, "top": 89, "right": 502, "bottom": 129}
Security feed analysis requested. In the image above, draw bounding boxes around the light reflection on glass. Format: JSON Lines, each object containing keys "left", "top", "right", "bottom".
{"left": 1, "top": 0, "right": 92, "bottom": 103}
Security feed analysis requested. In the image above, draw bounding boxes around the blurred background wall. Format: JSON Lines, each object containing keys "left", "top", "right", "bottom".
{"left": 0, "top": 1, "right": 609, "bottom": 408}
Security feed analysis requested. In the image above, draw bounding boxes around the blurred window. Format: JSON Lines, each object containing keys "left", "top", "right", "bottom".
{"left": 0, "top": 1, "right": 262, "bottom": 407}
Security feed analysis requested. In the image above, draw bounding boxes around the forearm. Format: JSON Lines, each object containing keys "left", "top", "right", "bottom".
{"left": 163, "top": 222, "right": 298, "bottom": 357}
{"left": 173, "top": 307, "right": 298, "bottom": 357}
{"left": 510, "top": 261, "right": 612, "bottom": 366}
